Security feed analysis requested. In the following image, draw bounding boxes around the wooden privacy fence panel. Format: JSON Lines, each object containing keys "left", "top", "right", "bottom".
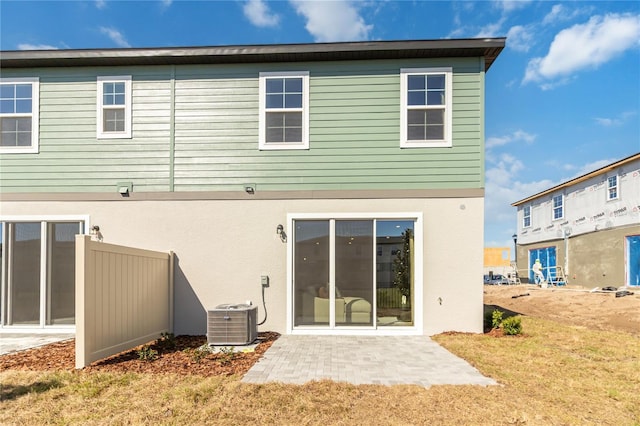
{"left": 75, "top": 235, "right": 174, "bottom": 369}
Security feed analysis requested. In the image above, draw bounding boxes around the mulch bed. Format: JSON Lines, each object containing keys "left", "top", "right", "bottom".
{"left": 0, "top": 332, "right": 279, "bottom": 377}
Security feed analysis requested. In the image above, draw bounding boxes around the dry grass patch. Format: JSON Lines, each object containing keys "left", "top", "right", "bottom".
{"left": 434, "top": 316, "right": 640, "bottom": 424}
{"left": 1, "top": 317, "right": 639, "bottom": 425}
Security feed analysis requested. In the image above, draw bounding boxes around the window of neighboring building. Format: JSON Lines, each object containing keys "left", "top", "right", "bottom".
{"left": 552, "top": 194, "right": 563, "bottom": 220}
{"left": 523, "top": 205, "right": 531, "bottom": 228}
{"left": 400, "top": 67, "right": 452, "bottom": 148}
{"left": 607, "top": 175, "right": 618, "bottom": 200}
{"left": 97, "top": 76, "right": 132, "bottom": 139}
{"left": 0, "top": 77, "right": 39, "bottom": 154}
{"left": 259, "top": 71, "right": 309, "bottom": 150}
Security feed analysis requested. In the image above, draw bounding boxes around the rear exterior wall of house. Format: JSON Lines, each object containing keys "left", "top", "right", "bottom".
{"left": 1, "top": 54, "right": 489, "bottom": 335}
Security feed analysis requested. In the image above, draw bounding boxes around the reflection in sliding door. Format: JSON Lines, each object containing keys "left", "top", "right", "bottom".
{"left": 376, "top": 221, "right": 414, "bottom": 327}
{"left": 293, "top": 220, "right": 330, "bottom": 326}
{"left": 8, "top": 223, "right": 42, "bottom": 325}
{"left": 335, "top": 220, "right": 373, "bottom": 326}
{"left": 47, "top": 222, "right": 79, "bottom": 325}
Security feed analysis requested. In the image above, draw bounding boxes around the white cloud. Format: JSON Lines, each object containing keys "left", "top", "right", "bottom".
{"left": 542, "top": 4, "right": 565, "bottom": 25}
{"left": 506, "top": 25, "right": 534, "bottom": 52}
{"left": 289, "top": 0, "right": 372, "bottom": 42}
{"left": 95, "top": 0, "right": 106, "bottom": 9}
{"left": 161, "top": 0, "right": 172, "bottom": 6}
{"left": 493, "top": 0, "right": 533, "bottom": 13}
{"left": 542, "top": 4, "right": 594, "bottom": 26}
{"left": 593, "top": 111, "right": 637, "bottom": 127}
{"left": 18, "top": 43, "right": 58, "bottom": 50}
{"left": 99, "top": 27, "right": 131, "bottom": 48}
{"left": 523, "top": 13, "right": 640, "bottom": 86}
{"left": 486, "top": 130, "right": 536, "bottom": 149}
{"left": 475, "top": 16, "right": 506, "bottom": 38}
{"left": 244, "top": 0, "right": 280, "bottom": 28}
{"left": 484, "top": 152, "right": 554, "bottom": 240}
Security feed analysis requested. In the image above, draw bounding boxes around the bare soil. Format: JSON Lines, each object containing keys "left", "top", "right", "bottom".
{"left": 0, "top": 332, "right": 279, "bottom": 376}
{"left": 1, "top": 285, "right": 638, "bottom": 375}
{"left": 484, "top": 285, "right": 640, "bottom": 335}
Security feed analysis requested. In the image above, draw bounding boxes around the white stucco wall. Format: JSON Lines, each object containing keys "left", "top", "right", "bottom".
{"left": 1, "top": 196, "right": 484, "bottom": 335}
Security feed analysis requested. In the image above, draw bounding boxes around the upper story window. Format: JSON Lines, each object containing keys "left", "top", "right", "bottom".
{"left": 607, "top": 176, "right": 618, "bottom": 200}
{"left": 0, "top": 77, "right": 39, "bottom": 154}
{"left": 400, "top": 68, "right": 452, "bottom": 148}
{"left": 552, "top": 194, "right": 564, "bottom": 220}
{"left": 259, "top": 71, "right": 309, "bottom": 150}
{"left": 523, "top": 206, "right": 531, "bottom": 228}
{"left": 97, "top": 76, "right": 132, "bottom": 139}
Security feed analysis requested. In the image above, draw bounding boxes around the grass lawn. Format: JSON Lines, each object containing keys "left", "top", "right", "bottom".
{"left": 1, "top": 316, "right": 639, "bottom": 425}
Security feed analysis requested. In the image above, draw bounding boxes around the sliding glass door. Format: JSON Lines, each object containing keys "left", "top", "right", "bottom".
{"left": 7, "top": 223, "right": 42, "bottom": 325}
{"left": 375, "top": 221, "right": 414, "bottom": 327}
{"left": 1, "top": 220, "right": 83, "bottom": 327}
{"left": 292, "top": 217, "right": 415, "bottom": 330}
{"left": 47, "top": 222, "right": 79, "bottom": 325}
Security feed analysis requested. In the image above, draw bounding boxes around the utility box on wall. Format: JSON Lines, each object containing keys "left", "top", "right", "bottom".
{"left": 207, "top": 304, "right": 258, "bottom": 345}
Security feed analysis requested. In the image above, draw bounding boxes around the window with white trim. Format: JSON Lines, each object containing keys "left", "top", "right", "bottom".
{"left": 259, "top": 71, "right": 309, "bottom": 150}
{"left": 0, "top": 78, "right": 39, "bottom": 154}
{"left": 607, "top": 176, "right": 618, "bottom": 200}
{"left": 552, "top": 194, "right": 563, "bottom": 220}
{"left": 400, "top": 67, "right": 452, "bottom": 148}
{"left": 523, "top": 205, "right": 531, "bottom": 228}
{"left": 97, "top": 76, "right": 132, "bottom": 139}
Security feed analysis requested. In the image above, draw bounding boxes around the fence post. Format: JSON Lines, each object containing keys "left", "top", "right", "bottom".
{"left": 75, "top": 235, "right": 91, "bottom": 369}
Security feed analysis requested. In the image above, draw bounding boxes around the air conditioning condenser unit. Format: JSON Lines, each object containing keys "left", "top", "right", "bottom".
{"left": 207, "top": 304, "right": 258, "bottom": 345}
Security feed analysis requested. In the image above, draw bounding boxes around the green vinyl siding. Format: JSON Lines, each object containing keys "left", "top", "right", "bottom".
{"left": 0, "top": 57, "right": 485, "bottom": 193}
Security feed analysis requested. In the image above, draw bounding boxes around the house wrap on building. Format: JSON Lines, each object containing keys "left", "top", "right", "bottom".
{"left": 512, "top": 153, "right": 640, "bottom": 288}
{"left": 0, "top": 38, "right": 505, "bottom": 336}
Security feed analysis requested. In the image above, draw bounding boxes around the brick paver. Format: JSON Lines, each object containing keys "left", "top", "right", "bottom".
{"left": 242, "top": 335, "right": 496, "bottom": 387}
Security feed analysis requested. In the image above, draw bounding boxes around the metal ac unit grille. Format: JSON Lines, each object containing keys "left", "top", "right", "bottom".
{"left": 207, "top": 304, "right": 258, "bottom": 345}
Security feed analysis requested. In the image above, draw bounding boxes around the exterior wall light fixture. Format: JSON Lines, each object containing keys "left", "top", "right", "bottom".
{"left": 117, "top": 181, "right": 133, "bottom": 197}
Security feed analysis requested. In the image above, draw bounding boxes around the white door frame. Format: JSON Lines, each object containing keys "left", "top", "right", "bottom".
{"left": 286, "top": 212, "right": 423, "bottom": 335}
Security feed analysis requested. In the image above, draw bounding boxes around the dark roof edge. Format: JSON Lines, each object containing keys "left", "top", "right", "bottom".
{"left": 0, "top": 38, "right": 506, "bottom": 71}
{"left": 511, "top": 152, "right": 640, "bottom": 206}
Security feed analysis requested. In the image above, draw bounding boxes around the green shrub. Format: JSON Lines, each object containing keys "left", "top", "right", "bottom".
{"left": 502, "top": 316, "right": 523, "bottom": 335}
{"left": 137, "top": 346, "right": 158, "bottom": 361}
{"left": 491, "top": 309, "right": 504, "bottom": 329}
{"left": 217, "top": 346, "right": 236, "bottom": 365}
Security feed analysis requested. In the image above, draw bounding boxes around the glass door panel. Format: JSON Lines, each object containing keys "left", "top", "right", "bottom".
{"left": 8, "top": 222, "right": 41, "bottom": 325}
{"left": 47, "top": 222, "right": 79, "bottom": 325}
{"left": 293, "top": 220, "right": 330, "bottom": 326}
{"left": 335, "top": 220, "right": 373, "bottom": 326}
{"left": 376, "top": 221, "right": 414, "bottom": 326}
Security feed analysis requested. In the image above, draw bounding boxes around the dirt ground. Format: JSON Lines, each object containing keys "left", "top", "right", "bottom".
{"left": 0, "top": 332, "right": 279, "bottom": 375}
{"left": 484, "top": 284, "right": 640, "bottom": 335}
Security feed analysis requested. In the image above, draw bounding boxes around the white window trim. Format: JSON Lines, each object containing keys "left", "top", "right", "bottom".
{"left": 607, "top": 175, "right": 619, "bottom": 201}
{"left": 0, "top": 77, "right": 40, "bottom": 154}
{"left": 97, "top": 75, "right": 132, "bottom": 139}
{"left": 400, "top": 67, "right": 453, "bottom": 148}
{"left": 523, "top": 205, "right": 531, "bottom": 228}
{"left": 285, "top": 212, "right": 424, "bottom": 336}
{"left": 552, "top": 194, "right": 564, "bottom": 221}
{"left": 258, "top": 71, "right": 309, "bottom": 150}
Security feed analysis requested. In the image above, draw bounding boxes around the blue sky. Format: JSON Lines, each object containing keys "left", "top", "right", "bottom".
{"left": 2, "top": 0, "right": 639, "bottom": 248}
